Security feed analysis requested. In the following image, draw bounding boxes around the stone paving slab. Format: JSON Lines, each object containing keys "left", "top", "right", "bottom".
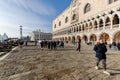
{"left": 0, "top": 44, "right": 120, "bottom": 80}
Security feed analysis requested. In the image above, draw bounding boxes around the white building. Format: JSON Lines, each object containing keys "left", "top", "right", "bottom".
{"left": 53, "top": 0, "right": 120, "bottom": 44}
{"left": 0, "top": 33, "right": 8, "bottom": 42}
{"left": 31, "top": 29, "right": 52, "bottom": 41}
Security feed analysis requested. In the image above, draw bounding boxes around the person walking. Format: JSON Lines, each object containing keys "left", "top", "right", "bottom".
{"left": 93, "top": 39, "right": 110, "bottom": 75}
{"left": 76, "top": 39, "right": 81, "bottom": 53}
{"left": 111, "top": 41, "right": 117, "bottom": 50}
{"left": 117, "top": 42, "right": 120, "bottom": 50}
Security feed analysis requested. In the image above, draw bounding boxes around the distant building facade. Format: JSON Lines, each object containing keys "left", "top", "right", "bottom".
{"left": 23, "top": 36, "right": 31, "bottom": 41}
{"left": 0, "top": 33, "right": 8, "bottom": 42}
{"left": 31, "top": 29, "right": 52, "bottom": 41}
{"left": 53, "top": 0, "right": 120, "bottom": 44}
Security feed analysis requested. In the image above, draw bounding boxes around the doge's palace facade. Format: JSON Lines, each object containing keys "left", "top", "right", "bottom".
{"left": 52, "top": 0, "right": 120, "bottom": 44}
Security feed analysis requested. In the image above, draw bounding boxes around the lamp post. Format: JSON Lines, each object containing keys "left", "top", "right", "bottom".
{"left": 20, "top": 25, "right": 22, "bottom": 39}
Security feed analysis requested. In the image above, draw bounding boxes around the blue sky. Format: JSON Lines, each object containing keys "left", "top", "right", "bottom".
{"left": 0, "top": 0, "right": 72, "bottom": 37}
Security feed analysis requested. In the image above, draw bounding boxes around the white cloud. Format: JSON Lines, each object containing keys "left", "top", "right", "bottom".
{"left": 0, "top": 0, "right": 56, "bottom": 38}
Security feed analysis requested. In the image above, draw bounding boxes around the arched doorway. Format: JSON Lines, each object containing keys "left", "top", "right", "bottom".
{"left": 77, "top": 35, "right": 81, "bottom": 41}
{"left": 113, "top": 31, "right": 120, "bottom": 42}
{"left": 90, "top": 34, "right": 97, "bottom": 41}
{"left": 65, "top": 37, "right": 67, "bottom": 41}
{"left": 82, "top": 35, "right": 88, "bottom": 43}
{"left": 60, "top": 38, "right": 62, "bottom": 41}
{"left": 72, "top": 36, "right": 75, "bottom": 43}
{"left": 62, "top": 37, "right": 64, "bottom": 41}
{"left": 100, "top": 33, "right": 110, "bottom": 44}
{"left": 68, "top": 36, "right": 71, "bottom": 42}
{"left": 90, "top": 34, "right": 97, "bottom": 45}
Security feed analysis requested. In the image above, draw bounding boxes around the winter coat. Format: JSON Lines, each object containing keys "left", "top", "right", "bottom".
{"left": 93, "top": 43, "right": 107, "bottom": 59}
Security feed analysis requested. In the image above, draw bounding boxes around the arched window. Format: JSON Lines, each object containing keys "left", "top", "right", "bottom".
{"left": 59, "top": 21, "right": 61, "bottom": 26}
{"left": 105, "top": 17, "right": 111, "bottom": 26}
{"left": 65, "top": 17, "right": 69, "bottom": 23}
{"left": 94, "top": 20, "right": 98, "bottom": 28}
{"left": 114, "top": 0, "right": 118, "bottom": 2}
{"left": 84, "top": 3, "right": 91, "bottom": 13}
{"left": 72, "top": 14, "right": 76, "bottom": 20}
{"left": 99, "top": 19, "right": 103, "bottom": 27}
{"left": 109, "top": 0, "right": 113, "bottom": 4}
{"left": 54, "top": 24, "right": 56, "bottom": 28}
{"left": 108, "top": 0, "right": 117, "bottom": 4}
{"left": 89, "top": 22, "right": 93, "bottom": 29}
{"left": 113, "top": 14, "right": 119, "bottom": 25}
{"left": 85, "top": 23, "right": 88, "bottom": 30}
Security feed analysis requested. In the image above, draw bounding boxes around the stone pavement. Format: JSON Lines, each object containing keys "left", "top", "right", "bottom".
{"left": 0, "top": 44, "right": 120, "bottom": 80}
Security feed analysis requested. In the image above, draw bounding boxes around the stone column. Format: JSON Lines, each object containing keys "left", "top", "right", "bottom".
{"left": 110, "top": 33, "right": 114, "bottom": 44}
{"left": 110, "top": 37, "right": 114, "bottom": 44}
{"left": 87, "top": 35, "right": 90, "bottom": 43}
{"left": 92, "top": 21, "right": 94, "bottom": 32}
{"left": 81, "top": 25, "right": 83, "bottom": 32}
{"left": 97, "top": 21, "right": 100, "bottom": 31}
{"left": 97, "top": 35, "right": 100, "bottom": 41}
{"left": 119, "top": 18, "right": 120, "bottom": 28}
{"left": 103, "top": 20, "right": 106, "bottom": 30}
{"left": 79, "top": 25, "right": 81, "bottom": 32}
{"left": 111, "top": 18, "right": 113, "bottom": 29}
{"left": 88, "top": 23, "right": 90, "bottom": 32}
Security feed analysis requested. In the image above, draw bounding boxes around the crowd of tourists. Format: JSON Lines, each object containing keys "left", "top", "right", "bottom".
{"left": 39, "top": 40, "right": 64, "bottom": 50}
{"left": 108, "top": 41, "right": 120, "bottom": 50}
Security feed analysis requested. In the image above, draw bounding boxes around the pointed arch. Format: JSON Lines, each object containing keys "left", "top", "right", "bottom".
{"left": 79, "top": 25, "right": 81, "bottom": 31}
{"left": 59, "top": 21, "right": 61, "bottom": 26}
{"left": 90, "top": 34, "right": 97, "bottom": 42}
{"left": 68, "top": 36, "right": 71, "bottom": 41}
{"left": 99, "top": 19, "right": 103, "bottom": 27}
{"left": 113, "top": 14, "right": 119, "bottom": 25}
{"left": 84, "top": 3, "right": 91, "bottom": 13}
{"left": 89, "top": 22, "right": 93, "bottom": 29}
{"left": 82, "top": 35, "right": 88, "bottom": 43}
{"left": 82, "top": 24, "right": 85, "bottom": 31}
{"left": 99, "top": 32, "right": 110, "bottom": 43}
{"left": 77, "top": 35, "right": 81, "bottom": 40}
{"left": 72, "top": 14, "right": 76, "bottom": 20}
{"left": 94, "top": 20, "right": 98, "bottom": 28}
{"left": 113, "top": 31, "right": 120, "bottom": 42}
{"left": 65, "top": 17, "right": 69, "bottom": 23}
{"left": 85, "top": 23, "right": 88, "bottom": 30}
{"left": 105, "top": 16, "right": 111, "bottom": 26}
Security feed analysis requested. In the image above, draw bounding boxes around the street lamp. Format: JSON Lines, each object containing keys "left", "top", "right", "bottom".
{"left": 20, "top": 25, "right": 22, "bottom": 39}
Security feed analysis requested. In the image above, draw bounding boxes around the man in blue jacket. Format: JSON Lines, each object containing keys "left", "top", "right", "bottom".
{"left": 93, "top": 39, "right": 110, "bottom": 75}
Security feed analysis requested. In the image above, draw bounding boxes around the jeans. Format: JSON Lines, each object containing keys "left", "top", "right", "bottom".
{"left": 96, "top": 58, "right": 106, "bottom": 70}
